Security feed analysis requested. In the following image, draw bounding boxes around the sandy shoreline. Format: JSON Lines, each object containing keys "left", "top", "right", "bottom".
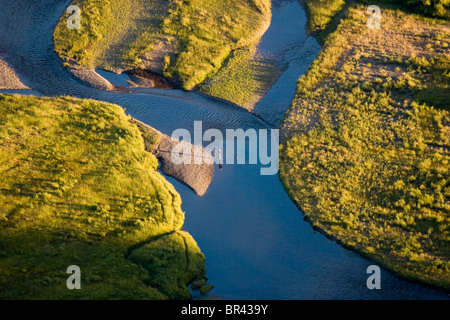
{"left": 131, "top": 119, "right": 214, "bottom": 197}
{"left": 0, "top": 55, "right": 29, "bottom": 90}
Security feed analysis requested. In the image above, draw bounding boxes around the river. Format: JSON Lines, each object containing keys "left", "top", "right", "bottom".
{"left": 0, "top": 0, "right": 448, "bottom": 299}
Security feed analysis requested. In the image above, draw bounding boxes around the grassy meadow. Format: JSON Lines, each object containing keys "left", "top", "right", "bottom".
{"left": 0, "top": 94, "right": 208, "bottom": 299}
{"left": 54, "top": 0, "right": 272, "bottom": 92}
{"left": 281, "top": 1, "right": 450, "bottom": 290}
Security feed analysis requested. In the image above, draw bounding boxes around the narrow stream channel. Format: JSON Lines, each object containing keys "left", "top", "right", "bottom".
{"left": 0, "top": 0, "right": 448, "bottom": 299}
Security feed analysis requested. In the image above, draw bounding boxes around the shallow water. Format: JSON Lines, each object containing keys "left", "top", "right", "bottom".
{"left": 253, "top": 0, "right": 321, "bottom": 125}
{"left": 0, "top": 0, "right": 448, "bottom": 300}
{"left": 95, "top": 69, "right": 131, "bottom": 87}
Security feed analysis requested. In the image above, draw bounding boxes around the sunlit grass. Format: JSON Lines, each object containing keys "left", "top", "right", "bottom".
{"left": 281, "top": 3, "right": 450, "bottom": 290}
{"left": 54, "top": 0, "right": 272, "bottom": 90}
{"left": 200, "top": 48, "right": 280, "bottom": 110}
{"left": 0, "top": 94, "right": 206, "bottom": 299}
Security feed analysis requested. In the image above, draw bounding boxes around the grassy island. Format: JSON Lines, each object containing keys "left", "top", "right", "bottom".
{"left": 54, "top": 0, "right": 273, "bottom": 104}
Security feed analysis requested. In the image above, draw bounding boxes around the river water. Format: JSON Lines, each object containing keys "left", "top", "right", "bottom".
{"left": 0, "top": 0, "right": 448, "bottom": 299}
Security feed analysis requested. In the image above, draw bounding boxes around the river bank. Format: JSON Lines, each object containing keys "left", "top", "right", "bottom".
{"left": 280, "top": 1, "right": 450, "bottom": 291}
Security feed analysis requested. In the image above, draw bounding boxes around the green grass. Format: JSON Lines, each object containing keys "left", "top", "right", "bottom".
{"left": 281, "top": 3, "right": 450, "bottom": 290}
{"left": 54, "top": 0, "right": 271, "bottom": 90}
{"left": 403, "top": 0, "right": 450, "bottom": 18}
{"left": 161, "top": 0, "right": 271, "bottom": 89}
{"left": 301, "top": 0, "right": 346, "bottom": 33}
{"left": 199, "top": 48, "right": 280, "bottom": 110}
{"left": 0, "top": 94, "right": 208, "bottom": 299}
{"left": 128, "top": 231, "right": 206, "bottom": 299}
{"left": 54, "top": 0, "right": 169, "bottom": 71}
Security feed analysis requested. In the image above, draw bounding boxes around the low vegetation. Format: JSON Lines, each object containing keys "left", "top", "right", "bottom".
{"left": 301, "top": 0, "right": 346, "bottom": 33}
{"left": 403, "top": 0, "right": 450, "bottom": 18}
{"left": 161, "top": 0, "right": 271, "bottom": 90}
{"left": 0, "top": 94, "right": 208, "bottom": 299}
{"left": 54, "top": 0, "right": 169, "bottom": 71}
{"left": 128, "top": 231, "right": 206, "bottom": 299}
{"left": 199, "top": 48, "right": 280, "bottom": 110}
{"left": 281, "top": 1, "right": 450, "bottom": 290}
{"left": 54, "top": 0, "right": 272, "bottom": 91}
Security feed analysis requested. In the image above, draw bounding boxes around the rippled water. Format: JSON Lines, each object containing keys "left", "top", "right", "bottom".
{"left": 0, "top": 0, "right": 448, "bottom": 299}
